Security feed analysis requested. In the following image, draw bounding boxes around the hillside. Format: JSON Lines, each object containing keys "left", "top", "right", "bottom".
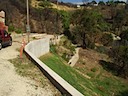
{"left": 31, "top": 0, "right": 75, "bottom": 11}
{"left": 0, "top": 0, "right": 65, "bottom": 33}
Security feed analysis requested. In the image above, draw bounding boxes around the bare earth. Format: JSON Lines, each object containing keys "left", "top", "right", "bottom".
{"left": 0, "top": 34, "right": 59, "bottom": 96}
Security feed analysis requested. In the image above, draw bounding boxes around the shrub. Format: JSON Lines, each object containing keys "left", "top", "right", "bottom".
{"left": 61, "top": 53, "right": 69, "bottom": 62}
{"left": 38, "top": 1, "right": 52, "bottom": 8}
{"left": 91, "top": 67, "right": 98, "bottom": 72}
{"left": 60, "top": 36, "right": 75, "bottom": 52}
{"left": 100, "top": 33, "right": 113, "bottom": 46}
{"left": 95, "top": 46, "right": 108, "bottom": 54}
{"left": 15, "top": 28, "right": 22, "bottom": 34}
{"left": 8, "top": 25, "right": 15, "bottom": 32}
{"left": 87, "top": 72, "right": 95, "bottom": 78}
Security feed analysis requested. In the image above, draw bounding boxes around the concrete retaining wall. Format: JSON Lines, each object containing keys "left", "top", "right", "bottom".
{"left": 26, "top": 38, "right": 49, "bottom": 57}
{"left": 24, "top": 38, "right": 84, "bottom": 96}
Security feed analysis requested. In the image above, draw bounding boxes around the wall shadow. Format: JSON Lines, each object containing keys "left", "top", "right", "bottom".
{"left": 117, "top": 90, "right": 128, "bottom": 96}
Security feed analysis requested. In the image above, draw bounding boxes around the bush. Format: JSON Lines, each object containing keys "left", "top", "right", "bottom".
{"left": 50, "top": 45, "right": 57, "bottom": 54}
{"left": 87, "top": 40, "right": 95, "bottom": 49}
{"left": 87, "top": 72, "right": 95, "bottom": 78}
{"left": 60, "top": 36, "right": 75, "bottom": 52}
{"left": 95, "top": 46, "right": 108, "bottom": 54}
{"left": 38, "top": 1, "right": 52, "bottom": 8}
{"left": 100, "top": 33, "right": 113, "bottom": 46}
{"left": 15, "top": 28, "right": 22, "bottom": 34}
{"left": 8, "top": 25, "right": 15, "bottom": 32}
{"left": 61, "top": 53, "right": 69, "bottom": 62}
{"left": 91, "top": 67, "right": 98, "bottom": 72}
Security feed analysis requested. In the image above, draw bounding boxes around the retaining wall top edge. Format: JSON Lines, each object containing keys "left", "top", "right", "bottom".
{"left": 24, "top": 39, "right": 84, "bottom": 96}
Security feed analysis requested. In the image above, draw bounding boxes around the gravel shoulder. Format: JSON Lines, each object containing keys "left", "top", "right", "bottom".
{"left": 0, "top": 33, "right": 59, "bottom": 96}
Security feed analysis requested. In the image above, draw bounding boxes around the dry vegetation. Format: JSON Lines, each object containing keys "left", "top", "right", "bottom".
{"left": 10, "top": 53, "right": 61, "bottom": 96}
{"left": 31, "top": 0, "right": 76, "bottom": 11}
{"left": 51, "top": 3, "right": 76, "bottom": 11}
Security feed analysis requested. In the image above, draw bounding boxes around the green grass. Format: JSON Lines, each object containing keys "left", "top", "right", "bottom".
{"left": 40, "top": 48, "right": 128, "bottom": 96}
{"left": 40, "top": 53, "right": 99, "bottom": 96}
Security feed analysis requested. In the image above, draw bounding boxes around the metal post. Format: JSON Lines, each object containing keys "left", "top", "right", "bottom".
{"left": 26, "top": 0, "right": 30, "bottom": 43}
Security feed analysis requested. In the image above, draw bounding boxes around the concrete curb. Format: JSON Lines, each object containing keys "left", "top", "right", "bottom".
{"left": 24, "top": 38, "right": 84, "bottom": 96}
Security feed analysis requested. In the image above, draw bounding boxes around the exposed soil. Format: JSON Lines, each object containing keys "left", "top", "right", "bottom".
{"left": 75, "top": 48, "right": 109, "bottom": 78}
{"left": 75, "top": 48, "right": 108, "bottom": 69}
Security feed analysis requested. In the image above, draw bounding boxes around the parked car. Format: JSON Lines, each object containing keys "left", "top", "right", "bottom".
{"left": 0, "top": 30, "right": 12, "bottom": 50}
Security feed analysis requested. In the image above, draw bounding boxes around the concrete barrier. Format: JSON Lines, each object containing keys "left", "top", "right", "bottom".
{"left": 24, "top": 38, "right": 84, "bottom": 96}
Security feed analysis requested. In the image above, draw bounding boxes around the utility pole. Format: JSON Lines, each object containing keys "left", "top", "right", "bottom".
{"left": 26, "top": 0, "right": 30, "bottom": 43}
{"left": 56, "top": 0, "right": 58, "bottom": 38}
{"left": 54, "top": 0, "right": 59, "bottom": 45}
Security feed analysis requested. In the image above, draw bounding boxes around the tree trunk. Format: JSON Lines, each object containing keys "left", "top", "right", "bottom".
{"left": 83, "top": 32, "right": 86, "bottom": 49}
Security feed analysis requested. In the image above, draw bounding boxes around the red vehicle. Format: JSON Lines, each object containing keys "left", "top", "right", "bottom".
{"left": 0, "top": 30, "right": 12, "bottom": 50}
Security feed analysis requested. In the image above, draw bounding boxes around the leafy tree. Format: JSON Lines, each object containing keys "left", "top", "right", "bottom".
{"left": 113, "top": 9, "right": 127, "bottom": 33}
{"left": 58, "top": 10, "right": 70, "bottom": 32}
{"left": 70, "top": 9, "right": 106, "bottom": 48}
{"left": 120, "top": 29, "right": 128, "bottom": 46}
{"left": 109, "top": 45, "right": 128, "bottom": 78}
{"left": 100, "top": 33, "right": 113, "bottom": 46}
{"left": 114, "top": 1, "right": 126, "bottom": 5}
{"left": 98, "top": 1, "right": 105, "bottom": 6}
{"left": 106, "top": 0, "right": 115, "bottom": 6}
{"left": 109, "top": 30, "right": 128, "bottom": 78}
{"left": 91, "top": 0, "right": 97, "bottom": 5}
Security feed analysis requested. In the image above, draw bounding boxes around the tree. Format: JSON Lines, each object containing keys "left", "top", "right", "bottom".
{"left": 58, "top": 10, "right": 70, "bottom": 32}
{"left": 113, "top": 9, "right": 127, "bottom": 33}
{"left": 98, "top": 1, "right": 105, "bottom": 6}
{"left": 106, "top": 0, "right": 115, "bottom": 6}
{"left": 90, "top": 0, "right": 97, "bottom": 5}
{"left": 100, "top": 33, "right": 113, "bottom": 46}
{"left": 70, "top": 9, "right": 105, "bottom": 48}
{"left": 109, "top": 45, "right": 128, "bottom": 78}
{"left": 109, "top": 30, "right": 128, "bottom": 78}
{"left": 120, "top": 30, "right": 128, "bottom": 46}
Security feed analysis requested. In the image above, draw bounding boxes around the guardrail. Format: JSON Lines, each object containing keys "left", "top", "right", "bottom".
{"left": 24, "top": 38, "right": 84, "bottom": 96}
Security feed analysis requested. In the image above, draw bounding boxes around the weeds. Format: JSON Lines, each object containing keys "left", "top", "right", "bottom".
{"left": 10, "top": 54, "right": 51, "bottom": 88}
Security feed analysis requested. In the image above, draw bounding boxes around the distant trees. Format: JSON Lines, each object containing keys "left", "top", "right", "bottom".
{"left": 70, "top": 9, "right": 107, "bottom": 48}
{"left": 98, "top": 1, "right": 105, "bottom": 6}
{"left": 113, "top": 9, "right": 128, "bottom": 33}
{"left": 100, "top": 33, "right": 113, "bottom": 46}
{"left": 109, "top": 46, "right": 128, "bottom": 78}
{"left": 109, "top": 30, "right": 128, "bottom": 78}
{"left": 120, "top": 30, "right": 128, "bottom": 46}
{"left": 58, "top": 10, "right": 70, "bottom": 32}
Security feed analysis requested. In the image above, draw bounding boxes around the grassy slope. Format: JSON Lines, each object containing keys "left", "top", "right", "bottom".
{"left": 40, "top": 53, "right": 98, "bottom": 96}
{"left": 40, "top": 46, "right": 128, "bottom": 96}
